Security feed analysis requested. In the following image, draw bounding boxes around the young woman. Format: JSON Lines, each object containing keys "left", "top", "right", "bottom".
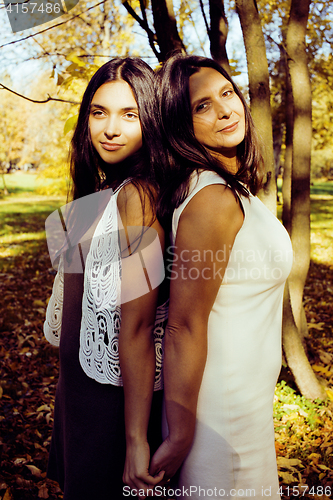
{"left": 150, "top": 54, "right": 293, "bottom": 499}
{"left": 44, "top": 57, "right": 167, "bottom": 499}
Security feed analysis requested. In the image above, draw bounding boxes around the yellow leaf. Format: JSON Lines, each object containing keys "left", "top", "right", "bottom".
{"left": 25, "top": 465, "right": 42, "bottom": 478}
{"left": 33, "top": 299, "right": 45, "bottom": 307}
{"left": 38, "top": 484, "right": 49, "bottom": 499}
{"left": 278, "top": 470, "right": 297, "bottom": 483}
{"left": 37, "top": 404, "right": 50, "bottom": 412}
{"left": 66, "top": 54, "right": 85, "bottom": 67}
{"left": 64, "top": 115, "right": 78, "bottom": 135}
{"left": 57, "top": 74, "right": 64, "bottom": 86}
{"left": 277, "top": 456, "right": 303, "bottom": 469}
{"left": 308, "top": 322, "right": 325, "bottom": 331}
{"left": 326, "top": 388, "right": 333, "bottom": 401}
{"left": 318, "top": 464, "right": 330, "bottom": 470}
{"left": 3, "top": 488, "right": 14, "bottom": 500}
{"left": 312, "top": 364, "right": 331, "bottom": 376}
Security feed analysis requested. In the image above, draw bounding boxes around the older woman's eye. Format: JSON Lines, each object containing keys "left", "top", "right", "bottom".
{"left": 222, "top": 89, "right": 234, "bottom": 98}
{"left": 195, "top": 102, "right": 209, "bottom": 113}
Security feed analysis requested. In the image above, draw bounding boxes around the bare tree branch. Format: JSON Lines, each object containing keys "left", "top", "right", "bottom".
{"left": 0, "top": 83, "right": 79, "bottom": 105}
{"left": 199, "top": 0, "right": 210, "bottom": 35}
{"left": 122, "top": 0, "right": 160, "bottom": 59}
{"left": 0, "top": 0, "right": 108, "bottom": 49}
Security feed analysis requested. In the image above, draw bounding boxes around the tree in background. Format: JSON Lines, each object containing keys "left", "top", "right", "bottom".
{"left": 0, "top": 79, "right": 26, "bottom": 194}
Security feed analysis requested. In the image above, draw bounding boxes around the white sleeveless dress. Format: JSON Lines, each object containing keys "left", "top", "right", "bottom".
{"left": 171, "top": 170, "right": 293, "bottom": 500}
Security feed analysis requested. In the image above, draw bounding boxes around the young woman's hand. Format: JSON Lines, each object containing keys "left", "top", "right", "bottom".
{"left": 123, "top": 440, "right": 164, "bottom": 497}
{"left": 149, "top": 434, "right": 192, "bottom": 484}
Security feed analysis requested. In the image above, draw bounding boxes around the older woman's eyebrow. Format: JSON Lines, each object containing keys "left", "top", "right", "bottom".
{"left": 191, "top": 82, "right": 234, "bottom": 110}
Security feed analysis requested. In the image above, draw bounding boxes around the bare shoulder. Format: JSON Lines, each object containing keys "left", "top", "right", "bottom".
{"left": 117, "top": 181, "right": 156, "bottom": 226}
{"left": 117, "top": 181, "right": 164, "bottom": 245}
{"left": 180, "top": 184, "right": 244, "bottom": 235}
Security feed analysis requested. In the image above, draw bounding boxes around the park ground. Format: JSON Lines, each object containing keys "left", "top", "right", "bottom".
{"left": 0, "top": 172, "right": 333, "bottom": 499}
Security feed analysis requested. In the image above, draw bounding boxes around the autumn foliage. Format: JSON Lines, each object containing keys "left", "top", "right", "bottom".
{"left": 0, "top": 180, "right": 333, "bottom": 498}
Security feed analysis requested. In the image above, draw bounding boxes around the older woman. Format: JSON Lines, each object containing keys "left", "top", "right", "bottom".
{"left": 149, "top": 54, "right": 292, "bottom": 499}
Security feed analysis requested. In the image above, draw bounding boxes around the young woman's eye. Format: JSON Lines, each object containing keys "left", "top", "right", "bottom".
{"left": 124, "top": 112, "right": 138, "bottom": 120}
{"left": 91, "top": 109, "right": 104, "bottom": 117}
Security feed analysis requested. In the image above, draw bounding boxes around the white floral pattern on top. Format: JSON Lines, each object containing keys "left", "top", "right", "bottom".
{"left": 44, "top": 254, "right": 64, "bottom": 347}
{"left": 44, "top": 188, "right": 167, "bottom": 390}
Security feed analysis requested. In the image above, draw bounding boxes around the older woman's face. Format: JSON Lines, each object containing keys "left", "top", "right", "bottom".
{"left": 189, "top": 67, "right": 245, "bottom": 170}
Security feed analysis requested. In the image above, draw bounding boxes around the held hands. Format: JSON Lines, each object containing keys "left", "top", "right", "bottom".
{"left": 149, "top": 434, "right": 192, "bottom": 484}
{"left": 123, "top": 440, "right": 164, "bottom": 498}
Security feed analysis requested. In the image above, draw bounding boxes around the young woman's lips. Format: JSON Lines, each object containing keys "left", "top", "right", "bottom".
{"left": 101, "top": 142, "right": 124, "bottom": 151}
{"left": 219, "top": 122, "right": 238, "bottom": 133}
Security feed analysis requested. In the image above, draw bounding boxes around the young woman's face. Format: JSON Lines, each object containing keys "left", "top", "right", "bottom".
{"left": 189, "top": 67, "right": 245, "bottom": 170}
{"left": 89, "top": 80, "right": 142, "bottom": 165}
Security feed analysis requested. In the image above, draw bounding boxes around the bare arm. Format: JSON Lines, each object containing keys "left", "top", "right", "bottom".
{"left": 117, "top": 184, "right": 165, "bottom": 493}
{"left": 150, "top": 184, "right": 244, "bottom": 480}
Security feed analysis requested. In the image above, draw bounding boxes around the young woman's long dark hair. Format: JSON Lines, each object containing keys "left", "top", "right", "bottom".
{"left": 60, "top": 57, "right": 165, "bottom": 259}
{"left": 70, "top": 57, "right": 163, "bottom": 203}
{"left": 156, "top": 54, "right": 263, "bottom": 228}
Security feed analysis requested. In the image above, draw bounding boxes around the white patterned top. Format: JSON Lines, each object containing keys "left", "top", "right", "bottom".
{"left": 44, "top": 185, "right": 167, "bottom": 390}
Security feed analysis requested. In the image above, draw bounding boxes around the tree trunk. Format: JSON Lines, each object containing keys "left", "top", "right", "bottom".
{"left": 1, "top": 171, "right": 9, "bottom": 196}
{"left": 208, "top": 0, "right": 231, "bottom": 74}
{"left": 282, "top": 283, "right": 325, "bottom": 399}
{"left": 235, "top": 0, "right": 276, "bottom": 214}
{"left": 151, "top": 0, "right": 185, "bottom": 61}
{"left": 283, "top": 0, "right": 323, "bottom": 398}
{"left": 286, "top": 0, "right": 312, "bottom": 334}
{"left": 282, "top": 56, "right": 293, "bottom": 235}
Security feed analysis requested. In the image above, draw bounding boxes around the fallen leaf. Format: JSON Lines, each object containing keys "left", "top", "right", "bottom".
{"left": 33, "top": 300, "right": 45, "bottom": 308}
{"left": 38, "top": 483, "right": 49, "bottom": 499}
{"left": 277, "top": 456, "right": 303, "bottom": 469}
{"left": 3, "top": 488, "right": 14, "bottom": 500}
{"left": 25, "top": 464, "right": 42, "bottom": 478}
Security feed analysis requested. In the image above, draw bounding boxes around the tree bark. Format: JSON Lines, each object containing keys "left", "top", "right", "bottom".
{"left": 283, "top": 0, "right": 323, "bottom": 398}
{"left": 151, "top": 0, "right": 185, "bottom": 61}
{"left": 286, "top": 0, "right": 312, "bottom": 334}
{"left": 1, "top": 171, "right": 9, "bottom": 196}
{"left": 282, "top": 56, "right": 293, "bottom": 235}
{"left": 235, "top": 0, "right": 276, "bottom": 214}
{"left": 208, "top": 0, "right": 231, "bottom": 74}
{"left": 282, "top": 283, "right": 325, "bottom": 399}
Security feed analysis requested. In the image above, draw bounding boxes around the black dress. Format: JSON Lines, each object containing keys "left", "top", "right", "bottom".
{"left": 46, "top": 189, "right": 165, "bottom": 499}
{"left": 47, "top": 271, "right": 163, "bottom": 500}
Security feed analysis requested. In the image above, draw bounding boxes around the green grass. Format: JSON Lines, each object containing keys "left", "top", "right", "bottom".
{"left": 310, "top": 181, "right": 333, "bottom": 197}
{"left": 1, "top": 174, "right": 332, "bottom": 269}
{"left": 0, "top": 172, "right": 37, "bottom": 194}
{"left": 0, "top": 171, "right": 65, "bottom": 198}
{"left": 0, "top": 173, "right": 65, "bottom": 271}
{"left": 276, "top": 179, "right": 333, "bottom": 265}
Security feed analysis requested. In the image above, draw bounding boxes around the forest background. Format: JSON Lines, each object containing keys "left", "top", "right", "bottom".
{"left": 0, "top": 0, "right": 333, "bottom": 498}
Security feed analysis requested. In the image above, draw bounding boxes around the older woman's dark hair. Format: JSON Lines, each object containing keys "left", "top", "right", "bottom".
{"left": 156, "top": 54, "right": 263, "bottom": 227}
{"left": 70, "top": 57, "right": 163, "bottom": 201}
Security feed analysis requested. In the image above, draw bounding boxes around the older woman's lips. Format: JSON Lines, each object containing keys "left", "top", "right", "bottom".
{"left": 101, "top": 142, "right": 124, "bottom": 151}
{"left": 219, "top": 122, "right": 239, "bottom": 133}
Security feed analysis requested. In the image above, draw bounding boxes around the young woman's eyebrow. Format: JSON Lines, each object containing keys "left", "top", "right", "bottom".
{"left": 90, "top": 103, "right": 138, "bottom": 112}
{"left": 90, "top": 103, "right": 108, "bottom": 111}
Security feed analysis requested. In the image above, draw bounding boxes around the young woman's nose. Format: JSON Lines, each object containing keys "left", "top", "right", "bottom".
{"left": 104, "top": 116, "right": 121, "bottom": 138}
